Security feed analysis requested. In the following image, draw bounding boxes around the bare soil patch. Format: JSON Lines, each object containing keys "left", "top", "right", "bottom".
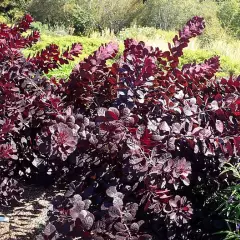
{"left": 0, "top": 186, "right": 63, "bottom": 240}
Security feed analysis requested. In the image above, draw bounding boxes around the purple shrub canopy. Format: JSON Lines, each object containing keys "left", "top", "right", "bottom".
{"left": 0, "top": 15, "right": 239, "bottom": 239}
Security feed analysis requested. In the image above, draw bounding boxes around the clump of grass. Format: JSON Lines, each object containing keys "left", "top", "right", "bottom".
{"left": 215, "top": 163, "right": 240, "bottom": 240}
{"left": 207, "top": 39, "right": 240, "bottom": 63}
{"left": 118, "top": 26, "right": 175, "bottom": 43}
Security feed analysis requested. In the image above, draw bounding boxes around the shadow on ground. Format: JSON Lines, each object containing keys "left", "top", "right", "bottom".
{"left": 0, "top": 186, "right": 63, "bottom": 240}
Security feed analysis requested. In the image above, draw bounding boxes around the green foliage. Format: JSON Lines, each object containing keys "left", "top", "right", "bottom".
{"left": 0, "top": 15, "right": 8, "bottom": 24}
{"left": 28, "top": 0, "right": 92, "bottom": 34}
{"left": 23, "top": 34, "right": 106, "bottom": 78}
{"left": 30, "top": 21, "right": 72, "bottom": 36}
{"left": 69, "top": 5, "right": 95, "bottom": 35}
{"left": 216, "top": 162, "right": 240, "bottom": 239}
{"left": 24, "top": 0, "right": 240, "bottom": 41}
{"left": 26, "top": 0, "right": 240, "bottom": 42}
{"left": 137, "top": 0, "right": 199, "bottom": 30}
{"left": 218, "top": 55, "right": 240, "bottom": 76}
{"left": 0, "top": 0, "right": 28, "bottom": 20}
{"left": 27, "top": 0, "right": 70, "bottom": 27}
{"left": 118, "top": 26, "right": 175, "bottom": 42}
{"left": 196, "top": 0, "right": 226, "bottom": 46}
{"left": 27, "top": 0, "right": 143, "bottom": 34}
{"left": 217, "top": 0, "right": 240, "bottom": 38}
{"left": 88, "top": 0, "right": 143, "bottom": 33}
{"left": 23, "top": 0, "right": 240, "bottom": 79}
{"left": 138, "top": 0, "right": 227, "bottom": 46}
{"left": 180, "top": 49, "right": 240, "bottom": 77}
{"left": 24, "top": 34, "right": 104, "bottom": 55}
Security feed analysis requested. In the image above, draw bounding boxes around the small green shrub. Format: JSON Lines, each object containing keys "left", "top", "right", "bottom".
{"left": 70, "top": 5, "right": 95, "bottom": 35}
{"left": 216, "top": 163, "right": 240, "bottom": 240}
{"left": 0, "top": 15, "right": 8, "bottom": 24}
{"left": 180, "top": 49, "right": 240, "bottom": 77}
{"left": 23, "top": 34, "right": 107, "bottom": 78}
{"left": 24, "top": 35, "right": 102, "bottom": 55}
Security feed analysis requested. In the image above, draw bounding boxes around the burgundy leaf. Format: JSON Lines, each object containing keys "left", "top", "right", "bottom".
{"left": 108, "top": 206, "right": 121, "bottom": 218}
{"left": 114, "top": 222, "right": 126, "bottom": 232}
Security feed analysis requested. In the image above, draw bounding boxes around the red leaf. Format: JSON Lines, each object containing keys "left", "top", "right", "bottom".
{"left": 144, "top": 200, "right": 151, "bottom": 212}
{"left": 106, "top": 110, "right": 119, "bottom": 120}
{"left": 108, "top": 77, "right": 117, "bottom": 84}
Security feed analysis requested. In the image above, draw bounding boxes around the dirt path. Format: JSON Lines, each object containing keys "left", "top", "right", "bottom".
{"left": 0, "top": 186, "right": 61, "bottom": 240}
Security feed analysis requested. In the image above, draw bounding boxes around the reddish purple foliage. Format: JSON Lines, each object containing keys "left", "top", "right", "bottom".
{"left": 0, "top": 142, "right": 18, "bottom": 160}
{"left": 28, "top": 43, "right": 82, "bottom": 73}
{"left": 0, "top": 15, "right": 239, "bottom": 239}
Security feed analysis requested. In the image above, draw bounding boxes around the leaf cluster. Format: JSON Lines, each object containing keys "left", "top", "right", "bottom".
{"left": 0, "top": 15, "right": 239, "bottom": 239}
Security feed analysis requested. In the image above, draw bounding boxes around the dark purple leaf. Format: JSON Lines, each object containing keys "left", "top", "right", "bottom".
{"left": 114, "top": 222, "right": 126, "bottom": 232}
{"left": 108, "top": 206, "right": 121, "bottom": 218}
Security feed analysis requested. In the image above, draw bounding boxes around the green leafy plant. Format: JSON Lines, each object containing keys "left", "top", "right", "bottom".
{"left": 216, "top": 162, "right": 240, "bottom": 240}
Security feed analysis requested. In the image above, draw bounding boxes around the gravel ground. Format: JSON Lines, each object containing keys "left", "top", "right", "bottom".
{"left": 0, "top": 186, "right": 61, "bottom": 240}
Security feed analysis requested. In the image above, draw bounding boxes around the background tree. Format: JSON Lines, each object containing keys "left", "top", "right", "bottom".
{"left": 27, "top": 0, "right": 69, "bottom": 27}
{"left": 0, "top": 0, "right": 29, "bottom": 20}
{"left": 217, "top": 0, "right": 240, "bottom": 38}
{"left": 88, "top": 0, "right": 143, "bottom": 33}
{"left": 27, "top": 0, "right": 143, "bottom": 34}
